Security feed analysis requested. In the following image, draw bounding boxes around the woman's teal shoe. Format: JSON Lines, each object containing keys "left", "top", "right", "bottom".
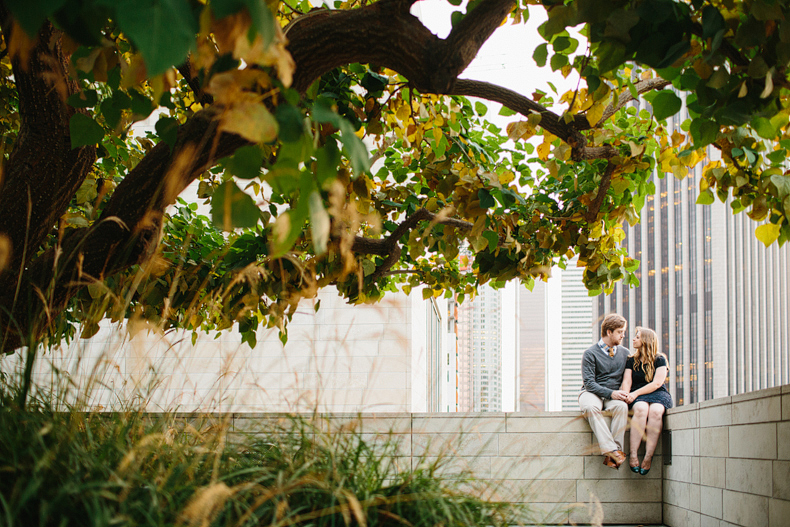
{"left": 630, "top": 466, "right": 641, "bottom": 474}
{"left": 639, "top": 467, "right": 650, "bottom": 475}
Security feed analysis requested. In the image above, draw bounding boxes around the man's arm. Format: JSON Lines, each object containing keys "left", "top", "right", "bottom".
{"left": 581, "top": 350, "right": 613, "bottom": 399}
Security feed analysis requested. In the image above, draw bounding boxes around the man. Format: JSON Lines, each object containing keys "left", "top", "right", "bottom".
{"left": 579, "top": 313, "right": 630, "bottom": 469}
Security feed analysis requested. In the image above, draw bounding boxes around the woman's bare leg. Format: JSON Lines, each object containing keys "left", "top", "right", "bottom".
{"left": 642, "top": 403, "right": 666, "bottom": 471}
{"left": 629, "top": 402, "right": 649, "bottom": 467}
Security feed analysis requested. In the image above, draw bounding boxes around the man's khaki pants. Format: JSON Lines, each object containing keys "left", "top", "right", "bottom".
{"left": 579, "top": 391, "right": 628, "bottom": 455}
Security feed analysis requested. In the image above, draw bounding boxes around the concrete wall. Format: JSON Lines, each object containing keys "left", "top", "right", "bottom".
{"left": 0, "top": 287, "right": 418, "bottom": 412}
{"left": 663, "top": 384, "right": 790, "bottom": 527}
{"left": 230, "top": 411, "right": 663, "bottom": 525}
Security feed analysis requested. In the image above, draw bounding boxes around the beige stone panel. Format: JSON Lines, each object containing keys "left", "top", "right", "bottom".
{"left": 674, "top": 428, "right": 697, "bottom": 456}
{"left": 318, "top": 323, "right": 401, "bottom": 342}
{"left": 497, "top": 431, "right": 591, "bottom": 457}
{"left": 520, "top": 503, "right": 570, "bottom": 525}
{"left": 299, "top": 372, "right": 369, "bottom": 391}
{"left": 505, "top": 415, "right": 590, "bottom": 433}
{"left": 731, "top": 386, "right": 783, "bottom": 402}
{"left": 414, "top": 455, "right": 491, "bottom": 478}
{"left": 583, "top": 453, "right": 662, "bottom": 479}
{"left": 377, "top": 339, "right": 408, "bottom": 356}
{"left": 692, "top": 455, "right": 701, "bottom": 484}
{"left": 320, "top": 306, "right": 390, "bottom": 325}
{"left": 369, "top": 356, "right": 410, "bottom": 373}
{"left": 578, "top": 478, "right": 661, "bottom": 502}
{"left": 700, "top": 403, "right": 733, "bottom": 428}
{"left": 769, "top": 497, "right": 790, "bottom": 527}
{"left": 300, "top": 340, "right": 384, "bottom": 357}
{"left": 411, "top": 415, "right": 505, "bottom": 434}
{"left": 667, "top": 406, "right": 699, "bottom": 430}
{"left": 700, "top": 485, "right": 723, "bottom": 519}
{"left": 699, "top": 514, "right": 721, "bottom": 527}
{"left": 490, "top": 455, "right": 583, "bottom": 480}
{"left": 323, "top": 415, "right": 411, "bottom": 434}
{"left": 773, "top": 460, "right": 790, "bottom": 500}
{"left": 783, "top": 393, "right": 790, "bottom": 421}
{"left": 365, "top": 371, "right": 408, "bottom": 390}
{"left": 779, "top": 422, "right": 790, "bottom": 460}
{"left": 689, "top": 481, "right": 702, "bottom": 512}
{"left": 412, "top": 432, "right": 498, "bottom": 457}
{"left": 570, "top": 501, "right": 662, "bottom": 525}
{"left": 701, "top": 457, "right": 727, "bottom": 488}
{"left": 666, "top": 454, "right": 694, "bottom": 483}
{"left": 722, "top": 490, "right": 769, "bottom": 527}
{"left": 726, "top": 458, "right": 772, "bottom": 496}
{"left": 484, "top": 478, "right": 576, "bottom": 504}
{"left": 732, "top": 395, "right": 782, "bottom": 425}
{"left": 665, "top": 480, "right": 691, "bottom": 508}
{"left": 729, "top": 423, "right": 778, "bottom": 459}
{"left": 700, "top": 426, "right": 729, "bottom": 457}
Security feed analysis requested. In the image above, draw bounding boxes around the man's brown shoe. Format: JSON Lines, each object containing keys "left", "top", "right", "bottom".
{"left": 603, "top": 450, "right": 626, "bottom": 469}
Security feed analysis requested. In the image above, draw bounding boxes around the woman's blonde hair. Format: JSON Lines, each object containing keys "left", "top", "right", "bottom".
{"left": 632, "top": 326, "right": 661, "bottom": 382}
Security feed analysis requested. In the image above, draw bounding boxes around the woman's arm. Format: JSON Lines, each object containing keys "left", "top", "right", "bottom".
{"left": 629, "top": 365, "right": 668, "bottom": 398}
{"left": 620, "top": 368, "right": 633, "bottom": 393}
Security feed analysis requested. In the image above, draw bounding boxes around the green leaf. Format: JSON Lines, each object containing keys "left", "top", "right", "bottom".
{"left": 224, "top": 145, "right": 263, "bottom": 180}
{"left": 596, "top": 39, "right": 627, "bottom": 73}
{"left": 69, "top": 113, "right": 104, "bottom": 148}
{"left": 533, "top": 43, "right": 549, "bottom": 67}
{"left": 115, "top": 0, "right": 198, "bottom": 76}
{"left": 651, "top": 91, "right": 682, "bottom": 121}
{"left": 474, "top": 101, "right": 488, "bottom": 116}
{"left": 482, "top": 230, "right": 499, "bottom": 251}
{"left": 751, "top": 117, "right": 777, "bottom": 139}
{"left": 129, "top": 89, "right": 155, "bottom": 119}
{"left": 689, "top": 118, "right": 718, "bottom": 147}
{"left": 155, "top": 116, "right": 179, "bottom": 149}
{"left": 308, "top": 191, "right": 330, "bottom": 255}
{"left": 312, "top": 99, "right": 341, "bottom": 126}
{"left": 755, "top": 223, "right": 782, "bottom": 247}
{"left": 315, "top": 140, "right": 340, "bottom": 187}
{"left": 498, "top": 106, "right": 517, "bottom": 117}
{"left": 5, "top": 0, "right": 66, "bottom": 39}
{"left": 696, "top": 188, "right": 715, "bottom": 205}
{"left": 770, "top": 175, "right": 790, "bottom": 199}
{"left": 478, "top": 188, "right": 495, "bottom": 209}
{"left": 211, "top": 181, "right": 260, "bottom": 231}
{"left": 275, "top": 104, "right": 304, "bottom": 143}
{"left": 270, "top": 172, "right": 311, "bottom": 257}
{"left": 550, "top": 53, "right": 568, "bottom": 71}
{"left": 339, "top": 120, "right": 370, "bottom": 175}
{"left": 67, "top": 90, "right": 99, "bottom": 109}
{"left": 701, "top": 5, "right": 725, "bottom": 38}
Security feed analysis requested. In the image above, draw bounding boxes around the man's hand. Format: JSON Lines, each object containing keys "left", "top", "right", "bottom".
{"left": 610, "top": 390, "right": 627, "bottom": 401}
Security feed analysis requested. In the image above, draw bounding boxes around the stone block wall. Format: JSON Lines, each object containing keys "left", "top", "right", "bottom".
{"left": 662, "top": 384, "right": 790, "bottom": 527}
{"left": 231, "top": 412, "right": 663, "bottom": 525}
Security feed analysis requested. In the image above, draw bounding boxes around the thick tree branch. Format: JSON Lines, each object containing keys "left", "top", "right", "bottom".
{"left": 350, "top": 208, "right": 473, "bottom": 280}
{"left": 286, "top": 0, "right": 515, "bottom": 94}
{"left": 578, "top": 77, "right": 671, "bottom": 130}
{"left": 176, "top": 59, "right": 214, "bottom": 106}
{"left": 585, "top": 161, "right": 615, "bottom": 223}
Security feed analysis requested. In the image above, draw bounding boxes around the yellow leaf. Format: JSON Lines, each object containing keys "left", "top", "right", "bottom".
{"left": 671, "top": 131, "right": 685, "bottom": 147}
{"left": 498, "top": 171, "right": 515, "bottom": 185}
{"left": 221, "top": 102, "right": 279, "bottom": 143}
{"left": 586, "top": 102, "right": 605, "bottom": 128}
{"left": 761, "top": 71, "right": 774, "bottom": 99}
{"left": 755, "top": 223, "right": 781, "bottom": 247}
{"left": 738, "top": 81, "right": 748, "bottom": 98}
{"left": 537, "top": 140, "right": 551, "bottom": 161}
{"left": 396, "top": 104, "right": 410, "bottom": 121}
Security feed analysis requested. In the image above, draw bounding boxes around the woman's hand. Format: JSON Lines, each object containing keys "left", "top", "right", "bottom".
{"left": 625, "top": 392, "right": 637, "bottom": 404}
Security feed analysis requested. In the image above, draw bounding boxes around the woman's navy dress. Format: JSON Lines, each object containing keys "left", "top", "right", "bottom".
{"left": 626, "top": 355, "right": 674, "bottom": 409}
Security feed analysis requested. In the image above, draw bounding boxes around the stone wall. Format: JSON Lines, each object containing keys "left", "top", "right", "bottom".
{"left": 231, "top": 411, "right": 663, "bottom": 525}
{"left": 662, "top": 384, "right": 790, "bottom": 527}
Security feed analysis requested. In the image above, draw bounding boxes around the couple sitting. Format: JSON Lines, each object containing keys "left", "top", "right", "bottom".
{"left": 579, "top": 313, "right": 673, "bottom": 474}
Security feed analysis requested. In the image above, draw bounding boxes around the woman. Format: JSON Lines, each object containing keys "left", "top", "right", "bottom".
{"left": 620, "top": 326, "right": 673, "bottom": 475}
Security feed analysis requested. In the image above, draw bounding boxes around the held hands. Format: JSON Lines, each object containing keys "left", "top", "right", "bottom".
{"left": 610, "top": 390, "right": 637, "bottom": 403}
{"left": 610, "top": 390, "right": 628, "bottom": 401}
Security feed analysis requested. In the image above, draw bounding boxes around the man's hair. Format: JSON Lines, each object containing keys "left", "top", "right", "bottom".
{"left": 600, "top": 313, "right": 627, "bottom": 338}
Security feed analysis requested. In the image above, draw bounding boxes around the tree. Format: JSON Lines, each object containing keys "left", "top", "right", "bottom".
{"left": 0, "top": 0, "right": 788, "bottom": 355}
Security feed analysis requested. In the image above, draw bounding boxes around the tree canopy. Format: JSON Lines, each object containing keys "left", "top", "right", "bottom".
{"left": 1, "top": 0, "right": 789, "bottom": 354}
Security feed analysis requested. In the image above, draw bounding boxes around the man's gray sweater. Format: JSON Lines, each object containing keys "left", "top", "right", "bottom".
{"left": 580, "top": 343, "right": 629, "bottom": 399}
